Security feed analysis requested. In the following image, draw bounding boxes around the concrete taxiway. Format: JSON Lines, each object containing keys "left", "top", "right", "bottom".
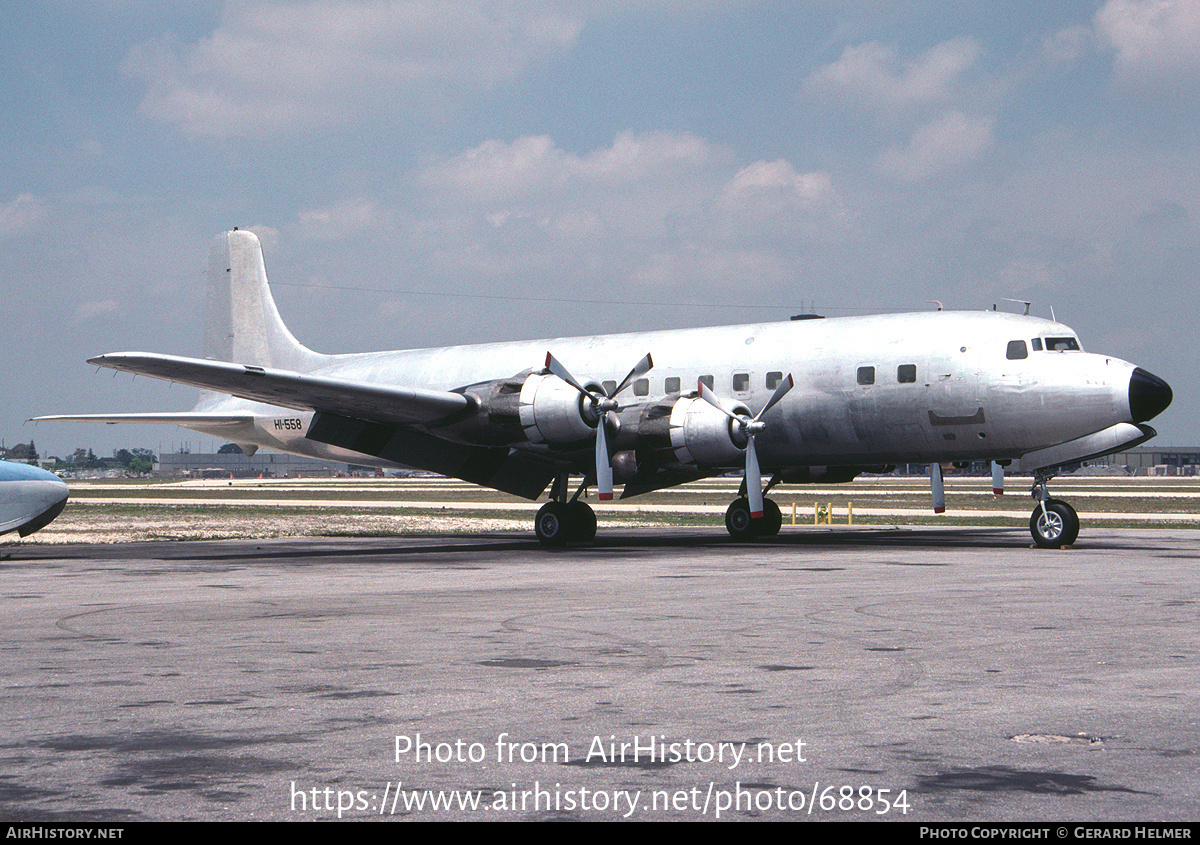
{"left": 1, "top": 526, "right": 1197, "bottom": 821}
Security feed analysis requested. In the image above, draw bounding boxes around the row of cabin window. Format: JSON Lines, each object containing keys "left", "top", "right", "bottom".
{"left": 601, "top": 371, "right": 788, "bottom": 397}
{"left": 856, "top": 364, "right": 917, "bottom": 386}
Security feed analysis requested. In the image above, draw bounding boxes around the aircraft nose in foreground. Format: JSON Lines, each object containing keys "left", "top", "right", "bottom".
{"left": 0, "top": 461, "right": 69, "bottom": 537}
{"left": 1129, "top": 367, "right": 1172, "bottom": 423}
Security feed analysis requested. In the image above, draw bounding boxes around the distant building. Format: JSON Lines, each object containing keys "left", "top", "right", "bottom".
{"left": 893, "top": 445, "right": 1200, "bottom": 478}
{"left": 1088, "top": 446, "right": 1200, "bottom": 476}
{"left": 155, "top": 450, "right": 353, "bottom": 478}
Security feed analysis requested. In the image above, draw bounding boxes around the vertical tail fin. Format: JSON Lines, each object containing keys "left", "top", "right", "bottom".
{"left": 203, "top": 229, "right": 325, "bottom": 372}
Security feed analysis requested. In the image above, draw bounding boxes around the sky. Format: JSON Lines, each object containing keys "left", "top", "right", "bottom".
{"left": 4, "top": 0, "right": 1198, "bottom": 460}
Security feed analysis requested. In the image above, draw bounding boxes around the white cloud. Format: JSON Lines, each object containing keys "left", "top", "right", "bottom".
{"left": 715, "top": 160, "right": 848, "bottom": 243}
{"left": 1040, "top": 24, "right": 1094, "bottom": 67}
{"left": 720, "top": 160, "right": 838, "bottom": 211}
{"left": 1095, "top": 0, "right": 1200, "bottom": 84}
{"left": 418, "top": 131, "right": 726, "bottom": 243}
{"left": 422, "top": 130, "right": 717, "bottom": 204}
{"left": 875, "top": 111, "right": 995, "bottom": 182}
{"left": 0, "top": 193, "right": 51, "bottom": 237}
{"left": 296, "top": 199, "right": 380, "bottom": 241}
{"left": 805, "top": 37, "right": 982, "bottom": 111}
{"left": 122, "top": 1, "right": 582, "bottom": 137}
{"left": 70, "top": 299, "right": 119, "bottom": 326}
{"left": 409, "top": 132, "right": 847, "bottom": 289}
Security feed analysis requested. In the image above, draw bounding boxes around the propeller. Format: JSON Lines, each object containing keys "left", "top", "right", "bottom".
{"left": 698, "top": 374, "right": 794, "bottom": 518}
{"left": 545, "top": 352, "right": 653, "bottom": 500}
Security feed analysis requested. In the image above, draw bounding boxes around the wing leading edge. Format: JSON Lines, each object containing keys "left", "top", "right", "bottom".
{"left": 82, "top": 352, "right": 474, "bottom": 427}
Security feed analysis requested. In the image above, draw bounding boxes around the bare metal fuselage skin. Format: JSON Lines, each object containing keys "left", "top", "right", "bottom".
{"left": 200, "top": 311, "right": 1149, "bottom": 478}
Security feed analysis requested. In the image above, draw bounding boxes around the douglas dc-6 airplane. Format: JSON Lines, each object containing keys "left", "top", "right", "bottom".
{"left": 38, "top": 229, "right": 1172, "bottom": 547}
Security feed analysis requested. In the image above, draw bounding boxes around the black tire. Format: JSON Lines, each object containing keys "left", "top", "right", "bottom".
{"left": 758, "top": 498, "right": 783, "bottom": 537}
{"left": 725, "top": 497, "right": 756, "bottom": 539}
{"left": 535, "top": 502, "right": 571, "bottom": 547}
{"left": 565, "top": 500, "right": 597, "bottom": 543}
{"left": 1030, "top": 499, "right": 1080, "bottom": 548}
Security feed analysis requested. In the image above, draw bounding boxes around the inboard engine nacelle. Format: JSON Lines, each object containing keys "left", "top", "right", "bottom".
{"left": 439, "top": 371, "right": 600, "bottom": 448}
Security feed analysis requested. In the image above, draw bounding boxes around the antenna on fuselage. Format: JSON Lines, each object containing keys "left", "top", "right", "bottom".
{"left": 1001, "top": 298, "right": 1032, "bottom": 316}
{"left": 927, "top": 300, "right": 944, "bottom": 311}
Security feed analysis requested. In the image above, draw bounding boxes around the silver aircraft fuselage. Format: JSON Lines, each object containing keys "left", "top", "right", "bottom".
{"left": 206, "top": 310, "right": 1162, "bottom": 474}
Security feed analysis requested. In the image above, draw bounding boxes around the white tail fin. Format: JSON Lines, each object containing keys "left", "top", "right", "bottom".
{"left": 203, "top": 229, "right": 325, "bottom": 372}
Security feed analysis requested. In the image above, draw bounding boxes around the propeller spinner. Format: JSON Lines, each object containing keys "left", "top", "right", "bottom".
{"left": 545, "top": 352, "right": 654, "bottom": 500}
{"left": 698, "top": 374, "right": 794, "bottom": 518}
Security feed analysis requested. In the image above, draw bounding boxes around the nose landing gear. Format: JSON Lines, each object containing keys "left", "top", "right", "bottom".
{"left": 1030, "top": 471, "right": 1079, "bottom": 548}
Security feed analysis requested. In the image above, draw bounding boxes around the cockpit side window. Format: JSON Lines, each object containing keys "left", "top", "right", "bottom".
{"left": 1006, "top": 340, "right": 1028, "bottom": 360}
{"left": 1031, "top": 338, "right": 1043, "bottom": 351}
{"left": 1045, "top": 336, "right": 1080, "bottom": 351}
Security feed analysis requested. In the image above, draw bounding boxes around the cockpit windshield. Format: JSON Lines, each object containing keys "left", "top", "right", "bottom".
{"left": 1044, "top": 336, "right": 1081, "bottom": 351}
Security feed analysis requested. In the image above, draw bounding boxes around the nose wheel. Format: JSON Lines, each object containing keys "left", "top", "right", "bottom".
{"left": 1029, "top": 472, "right": 1079, "bottom": 548}
{"left": 1030, "top": 499, "right": 1079, "bottom": 548}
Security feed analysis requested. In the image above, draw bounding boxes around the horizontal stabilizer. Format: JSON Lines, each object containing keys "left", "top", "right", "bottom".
{"left": 31, "top": 412, "right": 253, "bottom": 427}
{"left": 81, "top": 352, "right": 474, "bottom": 427}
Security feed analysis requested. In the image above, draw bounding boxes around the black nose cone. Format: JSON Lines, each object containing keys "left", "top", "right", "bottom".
{"left": 1129, "top": 368, "right": 1172, "bottom": 422}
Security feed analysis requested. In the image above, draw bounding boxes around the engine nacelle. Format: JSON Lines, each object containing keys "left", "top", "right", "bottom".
{"left": 608, "top": 395, "right": 750, "bottom": 469}
{"left": 669, "top": 395, "right": 750, "bottom": 466}
{"left": 518, "top": 372, "right": 598, "bottom": 444}
{"left": 433, "top": 370, "right": 596, "bottom": 447}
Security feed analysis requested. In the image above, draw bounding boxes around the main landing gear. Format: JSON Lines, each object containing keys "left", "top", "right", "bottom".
{"left": 1029, "top": 471, "right": 1079, "bottom": 549}
{"left": 534, "top": 499, "right": 597, "bottom": 546}
{"left": 534, "top": 476, "right": 597, "bottom": 547}
{"left": 724, "top": 497, "right": 782, "bottom": 540}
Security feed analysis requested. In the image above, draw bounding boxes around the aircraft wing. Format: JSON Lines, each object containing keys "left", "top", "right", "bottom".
{"left": 77, "top": 352, "right": 474, "bottom": 427}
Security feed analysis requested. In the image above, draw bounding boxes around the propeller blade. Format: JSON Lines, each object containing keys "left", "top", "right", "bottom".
{"left": 746, "top": 436, "right": 763, "bottom": 518}
{"left": 608, "top": 353, "right": 654, "bottom": 399}
{"left": 698, "top": 380, "right": 739, "bottom": 421}
{"left": 544, "top": 352, "right": 592, "bottom": 397}
{"left": 931, "top": 463, "right": 946, "bottom": 513}
{"left": 547, "top": 352, "right": 652, "bottom": 502}
{"left": 596, "top": 414, "right": 614, "bottom": 500}
{"left": 754, "top": 373, "right": 794, "bottom": 421}
{"left": 992, "top": 461, "right": 1004, "bottom": 496}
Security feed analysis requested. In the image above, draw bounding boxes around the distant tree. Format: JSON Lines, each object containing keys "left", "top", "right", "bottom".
{"left": 6, "top": 442, "right": 38, "bottom": 461}
{"left": 113, "top": 449, "right": 134, "bottom": 467}
{"left": 128, "top": 457, "right": 153, "bottom": 474}
{"left": 218, "top": 443, "right": 244, "bottom": 454}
